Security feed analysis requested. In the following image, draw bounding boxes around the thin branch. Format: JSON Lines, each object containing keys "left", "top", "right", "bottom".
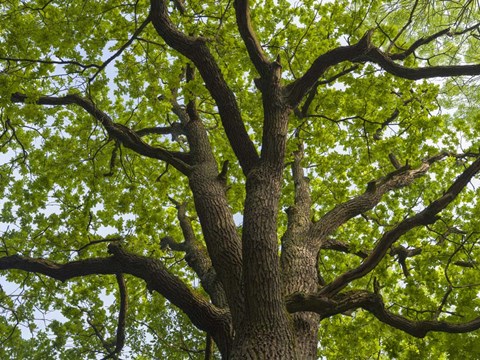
{"left": 321, "top": 239, "right": 369, "bottom": 259}
{"left": 389, "top": 245, "right": 422, "bottom": 277}
{"left": 0, "top": 56, "right": 100, "bottom": 70}
{"left": 434, "top": 286, "right": 452, "bottom": 320}
{"left": 299, "top": 65, "right": 359, "bottom": 118}
{"left": 388, "top": 28, "right": 450, "bottom": 61}
{"left": 76, "top": 237, "right": 123, "bottom": 253}
{"left": 386, "top": 0, "right": 419, "bottom": 54}
{"left": 451, "top": 22, "right": 480, "bottom": 36}
{"left": 161, "top": 200, "right": 227, "bottom": 308}
{"left": 136, "top": 122, "right": 185, "bottom": 138}
{"left": 87, "top": 317, "right": 113, "bottom": 354}
{"left": 90, "top": 15, "right": 151, "bottom": 82}
{"left": 322, "top": 239, "right": 422, "bottom": 277}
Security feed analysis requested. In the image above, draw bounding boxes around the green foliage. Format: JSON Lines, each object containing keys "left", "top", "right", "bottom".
{"left": 1, "top": 0, "right": 480, "bottom": 358}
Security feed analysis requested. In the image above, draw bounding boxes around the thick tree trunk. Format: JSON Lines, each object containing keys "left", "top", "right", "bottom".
{"left": 230, "top": 323, "right": 297, "bottom": 359}
{"left": 229, "top": 64, "right": 300, "bottom": 359}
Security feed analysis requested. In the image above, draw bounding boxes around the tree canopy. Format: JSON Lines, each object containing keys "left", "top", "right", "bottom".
{"left": 1, "top": 0, "right": 480, "bottom": 358}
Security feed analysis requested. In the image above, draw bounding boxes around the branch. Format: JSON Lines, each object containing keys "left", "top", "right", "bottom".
{"left": 322, "top": 239, "right": 422, "bottom": 277}
{"left": 385, "top": 0, "right": 419, "bottom": 54}
{"left": 136, "top": 122, "right": 185, "bottom": 138}
{"left": 233, "top": 0, "right": 270, "bottom": 76}
{"left": 87, "top": 317, "right": 113, "bottom": 354}
{"left": 285, "top": 142, "right": 311, "bottom": 237}
{"left": 161, "top": 201, "right": 227, "bottom": 307}
{"left": 390, "top": 245, "right": 422, "bottom": 277}
{"left": 90, "top": 15, "right": 151, "bottom": 82}
{"left": 389, "top": 28, "right": 451, "bottom": 61}
{"left": 0, "top": 56, "right": 100, "bottom": 70}
{"left": 299, "top": 65, "right": 359, "bottom": 118}
{"left": 308, "top": 152, "right": 452, "bottom": 249}
{"left": 0, "top": 244, "right": 230, "bottom": 338}
{"left": 150, "top": 0, "right": 259, "bottom": 175}
{"left": 321, "top": 239, "right": 369, "bottom": 259}
{"left": 11, "top": 92, "right": 192, "bottom": 175}
{"left": 320, "top": 156, "right": 480, "bottom": 295}
{"left": 362, "top": 46, "right": 480, "bottom": 80}
{"left": 287, "top": 30, "right": 374, "bottom": 107}
{"left": 103, "top": 273, "right": 128, "bottom": 360}
{"left": 286, "top": 290, "right": 480, "bottom": 338}
{"left": 113, "top": 273, "right": 127, "bottom": 358}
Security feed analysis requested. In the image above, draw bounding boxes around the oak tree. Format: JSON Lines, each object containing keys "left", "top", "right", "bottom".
{"left": 1, "top": 0, "right": 480, "bottom": 358}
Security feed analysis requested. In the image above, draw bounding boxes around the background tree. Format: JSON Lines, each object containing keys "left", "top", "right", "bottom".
{"left": 1, "top": 0, "right": 480, "bottom": 358}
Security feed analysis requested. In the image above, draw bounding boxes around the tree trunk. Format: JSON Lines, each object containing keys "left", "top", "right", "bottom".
{"left": 281, "top": 244, "right": 321, "bottom": 359}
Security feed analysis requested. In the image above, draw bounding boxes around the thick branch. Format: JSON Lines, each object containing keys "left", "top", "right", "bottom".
{"left": 287, "top": 30, "right": 373, "bottom": 107}
{"left": 362, "top": 47, "right": 480, "bottom": 80}
{"left": 286, "top": 290, "right": 480, "bottom": 338}
{"left": 161, "top": 201, "right": 227, "bottom": 308}
{"left": 0, "top": 244, "right": 230, "bottom": 338}
{"left": 299, "top": 65, "right": 359, "bottom": 118}
{"left": 11, "top": 92, "right": 192, "bottom": 175}
{"left": 150, "top": 0, "right": 259, "bottom": 175}
{"left": 233, "top": 0, "right": 270, "bottom": 76}
{"left": 320, "top": 156, "right": 480, "bottom": 295}
{"left": 284, "top": 143, "right": 312, "bottom": 239}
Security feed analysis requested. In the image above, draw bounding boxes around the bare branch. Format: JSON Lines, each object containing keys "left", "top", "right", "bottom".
{"left": 10, "top": 92, "right": 192, "bottom": 175}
